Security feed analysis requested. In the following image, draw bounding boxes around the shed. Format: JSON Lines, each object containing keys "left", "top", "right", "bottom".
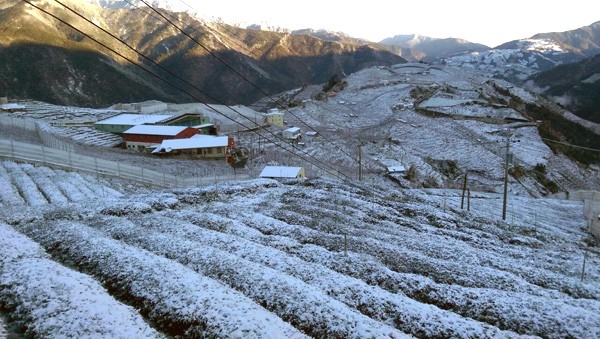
{"left": 123, "top": 125, "right": 199, "bottom": 152}
{"left": 152, "top": 135, "right": 230, "bottom": 159}
{"left": 94, "top": 114, "right": 173, "bottom": 134}
{"left": 0, "top": 103, "right": 26, "bottom": 112}
{"left": 282, "top": 127, "right": 301, "bottom": 140}
{"left": 259, "top": 166, "right": 305, "bottom": 179}
{"left": 387, "top": 165, "right": 406, "bottom": 174}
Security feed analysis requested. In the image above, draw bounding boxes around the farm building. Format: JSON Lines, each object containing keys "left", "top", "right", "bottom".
{"left": 160, "top": 113, "right": 210, "bottom": 127}
{"left": 123, "top": 125, "right": 199, "bottom": 152}
{"left": 0, "top": 103, "right": 26, "bottom": 113}
{"left": 152, "top": 135, "right": 231, "bottom": 159}
{"left": 259, "top": 166, "right": 305, "bottom": 179}
{"left": 282, "top": 127, "right": 301, "bottom": 140}
{"left": 94, "top": 114, "right": 173, "bottom": 134}
{"left": 265, "top": 110, "right": 284, "bottom": 127}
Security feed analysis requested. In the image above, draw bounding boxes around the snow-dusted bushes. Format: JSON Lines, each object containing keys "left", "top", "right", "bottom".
{"left": 240, "top": 210, "right": 600, "bottom": 338}
{"left": 90, "top": 215, "right": 407, "bottom": 338}
{"left": 20, "top": 163, "right": 69, "bottom": 204}
{"left": 14, "top": 220, "right": 306, "bottom": 338}
{"left": 114, "top": 213, "right": 517, "bottom": 338}
{"left": 0, "top": 162, "right": 25, "bottom": 205}
{"left": 0, "top": 223, "right": 161, "bottom": 338}
{"left": 2, "top": 161, "right": 47, "bottom": 206}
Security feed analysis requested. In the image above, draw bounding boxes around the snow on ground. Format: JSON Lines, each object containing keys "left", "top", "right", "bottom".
{"left": 1, "top": 63, "right": 600, "bottom": 337}
{"left": 1, "top": 178, "right": 598, "bottom": 337}
{"left": 0, "top": 223, "right": 163, "bottom": 338}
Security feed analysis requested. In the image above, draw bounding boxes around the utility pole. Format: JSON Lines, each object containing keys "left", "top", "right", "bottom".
{"left": 461, "top": 171, "right": 468, "bottom": 209}
{"left": 502, "top": 135, "right": 511, "bottom": 221}
{"left": 358, "top": 143, "right": 363, "bottom": 181}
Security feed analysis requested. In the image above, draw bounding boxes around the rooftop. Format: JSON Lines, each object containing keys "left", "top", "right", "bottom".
{"left": 152, "top": 135, "right": 229, "bottom": 153}
{"left": 95, "top": 114, "right": 173, "bottom": 126}
{"left": 259, "top": 166, "right": 303, "bottom": 178}
{"left": 123, "top": 125, "right": 190, "bottom": 136}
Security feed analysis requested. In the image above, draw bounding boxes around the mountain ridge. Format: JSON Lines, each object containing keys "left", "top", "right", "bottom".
{"left": 0, "top": 0, "right": 406, "bottom": 107}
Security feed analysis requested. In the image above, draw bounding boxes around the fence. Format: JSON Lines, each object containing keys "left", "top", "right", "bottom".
{"left": 0, "top": 114, "right": 75, "bottom": 152}
{"left": 0, "top": 139, "right": 247, "bottom": 188}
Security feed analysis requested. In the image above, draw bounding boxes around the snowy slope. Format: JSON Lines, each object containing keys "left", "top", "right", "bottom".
{"left": 442, "top": 39, "right": 576, "bottom": 82}
{"left": 254, "top": 63, "right": 600, "bottom": 195}
{"left": 1, "top": 178, "right": 598, "bottom": 337}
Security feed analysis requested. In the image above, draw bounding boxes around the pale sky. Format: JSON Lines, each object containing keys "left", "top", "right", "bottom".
{"left": 184, "top": 1, "right": 600, "bottom": 47}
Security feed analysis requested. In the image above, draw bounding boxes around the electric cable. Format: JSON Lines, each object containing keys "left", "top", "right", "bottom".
{"left": 49, "top": 0, "right": 356, "bottom": 180}
{"left": 135, "top": 0, "right": 360, "bottom": 163}
{"left": 22, "top": 0, "right": 355, "bottom": 181}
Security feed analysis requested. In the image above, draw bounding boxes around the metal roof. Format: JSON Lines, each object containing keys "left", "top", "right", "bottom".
{"left": 259, "top": 166, "right": 303, "bottom": 178}
{"left": 123, "top": 125, "right": 189, "bottom": 136}
{"left": 152, "top": 135, "right": 229, "bottom": 153}
{"left": 95, "top": 114, "right": 173, "bottom": 126}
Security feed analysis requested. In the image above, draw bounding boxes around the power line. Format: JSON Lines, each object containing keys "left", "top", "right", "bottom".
{"left": 105, "top": 0, "right": 405, "bottom": 181}
{"left": 22, "top": 0, "right": 354, "bottom": 181}
{"left": 135, "top": 0, "right": 360, "bottom": 163}
{"left": 541, "top": 138, "right": 600, "bottom": 153}
{"left": 53, "top": 0, "right": 357, "bottom": 180}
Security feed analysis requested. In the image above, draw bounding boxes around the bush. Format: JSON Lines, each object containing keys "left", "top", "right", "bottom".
{"left": 405, "top": 165, "right": 418, "bottom": 181}
{"left": 534, "top": 163, "right": 547, "bottom": 174}
{"left": 509, "top": 165, "right": 526, "bottom": 179}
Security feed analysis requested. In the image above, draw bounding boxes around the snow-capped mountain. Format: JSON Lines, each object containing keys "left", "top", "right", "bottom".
{"left": 440, "top": 38, "right": 575, "bottom": 83}
{"left": 441, "top": 21, "right": 600, "bottom": 83}
{"left": 380, "top": 34, "right": 490, "bottom": 62}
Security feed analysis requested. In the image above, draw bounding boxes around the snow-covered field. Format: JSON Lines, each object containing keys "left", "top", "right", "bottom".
{"left": 1, "top": 62, "right": 600, "bottom": 337}
{"left": 1, "top": 177, "right": 598, "bottom": 337}
{"left": 0, "top": 160, "right": 123, "bottom": 207}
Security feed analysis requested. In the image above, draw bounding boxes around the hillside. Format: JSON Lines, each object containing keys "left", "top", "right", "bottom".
{"left": 0, "top": 0, "right": 405, "bottom": 107}
{"left": 532, "top": 20, "right": 600, "bottom": 57}
{"left": 526, "top": 53, "right": 600, "bottom": 123}
{"left": 1, "top": 168, "right": 599, "bottom": 337}
{"left": 251, "top": 63, "right": 600, "bottom": 195}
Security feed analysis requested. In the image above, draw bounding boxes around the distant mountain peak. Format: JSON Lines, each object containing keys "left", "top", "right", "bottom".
{"left": 379, "top": 34, "right": 435, "bottom": 47}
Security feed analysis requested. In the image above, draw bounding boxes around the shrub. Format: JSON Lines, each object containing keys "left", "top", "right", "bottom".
{"left": 405, "top": 165, "right": 418, "bottom": 181}
{"left": 509, "top": 165, "right": 526, "bottom": 179}
{"left": 534, "top": 163, "right": 547, "bottom": 174}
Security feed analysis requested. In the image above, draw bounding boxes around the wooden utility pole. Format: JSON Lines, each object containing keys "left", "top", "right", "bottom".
{"left": 502, "top": 136, "right": 511, "bottom": 221}
{"left": 461, "top": 171, "right": 468, "bottom": 209}
{"left": 358, "top": 143, "right": 363, "bottom": 181}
